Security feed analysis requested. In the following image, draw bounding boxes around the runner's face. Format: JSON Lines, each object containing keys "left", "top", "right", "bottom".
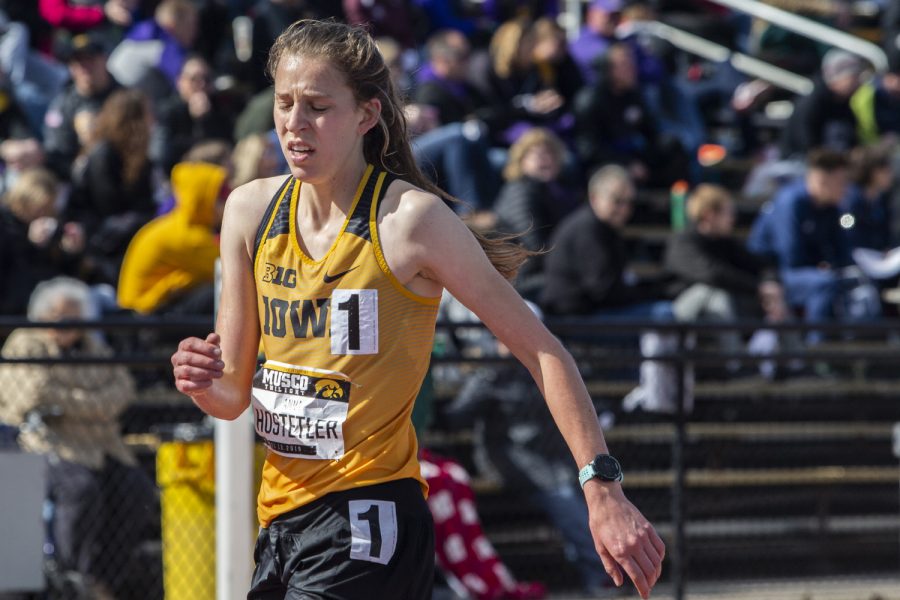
{"left": 273, "top": 54, "right": 380, "bottom": 183}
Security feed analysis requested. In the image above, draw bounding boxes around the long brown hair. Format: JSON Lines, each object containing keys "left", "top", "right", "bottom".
{"left": 267, "top": 19, "right": 531, "bottom": 281}
{"left": 91, "top": 89, "right": 150, "bottom": 186}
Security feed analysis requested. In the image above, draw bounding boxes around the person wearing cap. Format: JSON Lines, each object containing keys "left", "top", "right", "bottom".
{"left": 780, "top": 49, "right": 867, "bottom": 159}
{"left": 42, "top": 31, "right": 118, "bottom": 181}
{"left": 569, "top": 0, "right": 622, "bottom": 85}
{"left": 850, "top": 49, "right": 900, "bottom": 143}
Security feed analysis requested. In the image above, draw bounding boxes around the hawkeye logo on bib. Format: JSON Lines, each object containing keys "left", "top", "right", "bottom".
{"left": 252, "top": 364, "right": 353, "bottom": 459}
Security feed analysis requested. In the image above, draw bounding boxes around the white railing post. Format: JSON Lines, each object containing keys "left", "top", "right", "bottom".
{"left": 214, "top": 259, "right": 255, "bottom": 600}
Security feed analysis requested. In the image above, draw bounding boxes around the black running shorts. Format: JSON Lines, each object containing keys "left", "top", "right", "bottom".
{"left": 247, "top": 478, "right": 434, "bottom": 600}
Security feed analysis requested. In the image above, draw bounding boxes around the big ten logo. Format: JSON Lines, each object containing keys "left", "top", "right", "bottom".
{"left": 263, "top": 263, "right": 298, "bottom": 288}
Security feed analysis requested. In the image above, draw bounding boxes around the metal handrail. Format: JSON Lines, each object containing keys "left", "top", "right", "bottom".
{"left": 705, "top": 0, "right": 889, "bottom": 72}
{"left": 616, "top": 20, "right": 814, "bottom": 95}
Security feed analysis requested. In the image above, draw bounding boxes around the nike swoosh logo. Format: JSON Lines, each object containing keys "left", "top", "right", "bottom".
{"left": 323, "top": 265, "right": 358, "bottom": 284}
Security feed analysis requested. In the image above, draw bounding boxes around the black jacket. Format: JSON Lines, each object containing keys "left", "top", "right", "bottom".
{"left": 413, "top": 77, "right": 507, "bottom": 134}
{"left": 664, "top": 229, "right": 775, "bottom": 297}
{"left": 573, "top": 82, "right": 659, "bottom": 170}
{"left": 42, "top": 80, "right": 119, "bottom": 181}
{"left": 780, "top": 78, "right": 858, "bottom": 158}
{"left": 0, "top": 208, "right": 82, "bottom": 315}
{"left": 151, "top": 94, "right": 235, "bottom": 174}
{"left": 66, "top": 142, "right": 156, "bottom": 284}
{"left": 494, "top": 177, "right": 578, "bottom": 300}
{"left": 540, "top": 205, "right": 667, "bottom": 315}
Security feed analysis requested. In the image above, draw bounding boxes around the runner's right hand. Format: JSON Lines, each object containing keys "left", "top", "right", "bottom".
{"left": 172, "top": 333, "right": 224, "bottom": 395}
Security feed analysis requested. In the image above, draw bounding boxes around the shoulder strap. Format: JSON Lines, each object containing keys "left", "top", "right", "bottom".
{"left": 252, "top": 176, "right": 295, "bottom": 258}
{"left": 345, "top": 168, "right": 385, "bottom": 242}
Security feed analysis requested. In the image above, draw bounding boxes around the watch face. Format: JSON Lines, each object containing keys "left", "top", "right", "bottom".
{"left": 594, "top": 455, "right": 622, "bottom": 480}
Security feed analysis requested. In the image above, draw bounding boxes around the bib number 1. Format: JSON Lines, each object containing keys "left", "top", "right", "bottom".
{"left": 331, "top": 289, "right": 378, "bottom": 354}
{"left": 349, "top": 499, "right": 397, "bottom": 564}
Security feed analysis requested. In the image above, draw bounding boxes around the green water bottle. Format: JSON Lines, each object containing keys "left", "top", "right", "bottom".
{"left": 670, "top": 180, "right": 689, "bottom": 232}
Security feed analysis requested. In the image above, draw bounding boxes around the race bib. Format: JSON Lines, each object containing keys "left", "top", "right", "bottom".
{"left": 251, "top": 361, "right": 351, "bottom": 459}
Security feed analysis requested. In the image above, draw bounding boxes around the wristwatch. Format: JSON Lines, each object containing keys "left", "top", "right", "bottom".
{"left": 578, "top": 454, "right": 624, "bottom": 487}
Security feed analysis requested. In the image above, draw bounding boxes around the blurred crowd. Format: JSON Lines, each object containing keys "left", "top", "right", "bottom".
{"left": 3, "top": 1, "right": 900, "bottom": 598}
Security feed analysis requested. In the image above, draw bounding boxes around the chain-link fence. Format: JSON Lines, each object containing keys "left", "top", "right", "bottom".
{"left": 0, "top": 317, "right": 898, "bottom": 599}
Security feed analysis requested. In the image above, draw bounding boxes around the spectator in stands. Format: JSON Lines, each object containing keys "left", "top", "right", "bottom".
{"left": 0, "top": 2, "right": 53, "bottom": 56}
{"left": 106, "top": 0, "right": 199, "bottom": 92}
{"left": 541, "top": 165, "right": 670, "bottom": 316}
{"left": 569, "top": 0, "right": 621, "bottom": 85}
{"left": 618, "top": 2, "right": 708, "bottom": 167}
{"left": 234, "top": 1, "right": 342, "bottom": 93}
{"left": 42, "top": 30, "right": 118, "bottom": 181}
{"left": 0, "top": 71, "right": 46, "bottom": 195}
{"left": 375, "top": 36, "right": 499, "bottom": 213}
{"left": 480, "top": 16, "right": 583, "bottom": 145}
{"left": 66, "top": 88, "right": 156, "bottom": 286}
{"left": 665, "top": 184, "right": 790, "bottom": 368}
{"left": 666, "top": 184, "right": 786, "bottom": 324}
{"left": 780, "top": 49, "right": 866, "bottom": 159}
{"left": 150, "top": 55, "right": 236, "bottom": 175}
{"left": 117, "top": 162, "right": 228, "bottom": 315}
{"left": 843, "top": 144, "right": 895, "bottom": 256}
{"left": 231, "top": 131, "right": 285, "bottom": 188}
{"left": 0, "top": 136, "right": 45, "bottom": 198}
{"left": 541, "top": 165, "right": 684, "bottom": 413}
{"left": 0, "top": 169, "right": 85, "bottom": 315}
{"left": 573, "top": 42, "right": 688, "bottom": 187}
{"left": 840, "top": 143, "right": 900, "bottom": 286}
{"left": 0, "top": 276, "right": 159, "bottom": 599}
{"left": 0, "top": 11, "right": 69, "bottom": 134}
{"left": 494, "top": 127, "right": 579, "bottom": 301}
{"left": 748, "top": 148, "right": 879, "bottom": 340}
{"left": 850, "top": 56, "right": 900, "bottom": 145}
{"left": 413, "top": 29, "right": 504, "bottom": 135}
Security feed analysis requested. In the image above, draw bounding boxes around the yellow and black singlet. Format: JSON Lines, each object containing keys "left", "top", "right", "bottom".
{"left": 251, "top": 165, "right": 439, "bottom": 527}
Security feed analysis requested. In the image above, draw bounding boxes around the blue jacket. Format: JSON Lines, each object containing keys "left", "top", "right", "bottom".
{"left": 750, "top": 179, "right": 851, "bottom": 269}
{"left": 840, "top": 184, "right": 893, "bottom": 252}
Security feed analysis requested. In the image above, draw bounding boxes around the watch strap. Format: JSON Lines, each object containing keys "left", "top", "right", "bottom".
{"left": 578, "top": 462, "right": 596, "bottom": 487}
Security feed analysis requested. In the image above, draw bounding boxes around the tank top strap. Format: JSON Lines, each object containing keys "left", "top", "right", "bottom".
{"left": 345, "top": 167, "right": 386, "bottom": 242}
{"left": 253, "top": 176, "right": 296, "bottom": 256}
{"left": 371, "top": 171, "right": 398, "bottom": 217}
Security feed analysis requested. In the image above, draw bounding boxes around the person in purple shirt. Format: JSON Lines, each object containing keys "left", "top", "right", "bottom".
{"left": 106, "top": 0, "right": 198, "bottom": 91}
{"left": 569, "top": 0, "right": 621, "bottom": 85}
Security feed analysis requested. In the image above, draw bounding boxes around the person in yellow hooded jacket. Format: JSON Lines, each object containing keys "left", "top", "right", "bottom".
{"left": 117, "top": 161, "right": 228, "bottom": 314}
